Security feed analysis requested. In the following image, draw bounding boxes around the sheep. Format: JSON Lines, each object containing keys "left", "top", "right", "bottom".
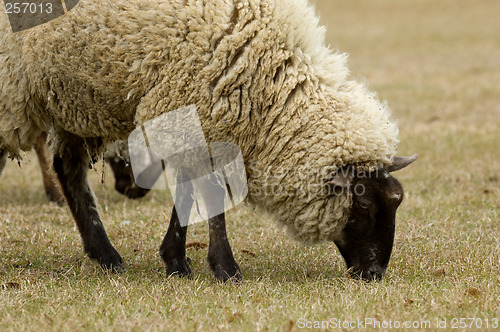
{"left": 0, "top": 150, "right": 6, "bottom": 178}
{"left": 105, "top": 141, "right": 159, "bottom": 199}
{"left": 0, "top": 0, "right": 417, "bottom": 281}
{"left": 1, "top": 134, "right": 151, "bottom": 202}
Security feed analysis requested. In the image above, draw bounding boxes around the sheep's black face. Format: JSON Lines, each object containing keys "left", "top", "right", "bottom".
{"left": 328, "top": 155, "right": 417, "bottom": 282}
{"left": 335, "top": 171, "right": 402, "bottom": 281}
{"left": 106, "top": 156, "right": 150, "bottom": 199}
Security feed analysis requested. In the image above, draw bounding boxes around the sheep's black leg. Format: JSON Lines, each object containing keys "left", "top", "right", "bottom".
{"left": 53, "top": 134, "right": 124, "bottom": 271}
{"left": 0, "top": 149, "right": 6, "bottom": 177}
{"left": 106, "top": 143, "right": 163, "bottom": 199}
{"left": 160, "top": 173, "right": 192, "bottom": 277}
{"left": 208, "top": 212, "right": 241, "bottom": 282}
{"left": 160, "top": 206, "right": 191, "bottom": 277}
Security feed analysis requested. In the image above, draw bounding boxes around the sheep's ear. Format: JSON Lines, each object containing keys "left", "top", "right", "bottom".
{"left": 387, "top": 154, "right": 418, "bottom": 173}
{"left": 326, "top": 167, "right": 354, "bottom": 189}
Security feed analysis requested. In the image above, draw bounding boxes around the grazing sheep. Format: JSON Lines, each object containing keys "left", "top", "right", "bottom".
{"left": 0, "top": 0, "right": 417, "bottom": 281}
{"left": 33, "top": 132, "right": 64, "bottom": 203}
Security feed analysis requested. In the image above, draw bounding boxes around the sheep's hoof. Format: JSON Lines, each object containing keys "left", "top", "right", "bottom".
{"left": 213, "top": 263, "right": 242, "bottom": 282}
{"left": 165, "top": 258, "right": 192, "bottom": 278}
{"left": 87, "top": 246, "right": 125, "bottom": 272}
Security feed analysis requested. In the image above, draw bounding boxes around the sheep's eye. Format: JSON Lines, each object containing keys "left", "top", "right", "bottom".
{"left": 358, "top": 201, "right": 370, "bottom": 209}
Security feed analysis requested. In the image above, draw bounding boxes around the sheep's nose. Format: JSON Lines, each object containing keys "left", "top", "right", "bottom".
{"left": 115, "top": 179, "right": 130, "bottom": 195}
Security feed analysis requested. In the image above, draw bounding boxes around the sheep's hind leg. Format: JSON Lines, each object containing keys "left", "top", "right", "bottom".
{"left": 208, "top": 212, "right": 241, "bottom": 282}
{"left": 0, "top": 149, "right": 6, "bottom": 177}
{"left": 53, "top": 133, "right": 124, "bottom": 271}
{"left": 203, "top": 174, "right": 241, "bottom": 282}
{"left": 34, "top": 132, "right": 64, "bottom": 204}
{"left": 160, "top": 206, "right": 191, "bottom": 277}
{"left": 160, "top": 173, "right": 193, "bottom": 277}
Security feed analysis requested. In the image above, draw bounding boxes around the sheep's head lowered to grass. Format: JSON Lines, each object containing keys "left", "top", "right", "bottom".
{"left": 328, "top": 155, "right": 418, "bottom": 281}
{"left": 0, "top": 0, "right": 419, "bottom": 281}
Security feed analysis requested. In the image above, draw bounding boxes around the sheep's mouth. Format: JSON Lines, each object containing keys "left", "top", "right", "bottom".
{"left": 347, "top": 267, "right": 385, "bottom": 282}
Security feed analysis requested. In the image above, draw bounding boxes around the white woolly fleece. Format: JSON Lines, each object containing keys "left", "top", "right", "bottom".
{"left": 0, "top": 0, "right": 399, "bottom": 244}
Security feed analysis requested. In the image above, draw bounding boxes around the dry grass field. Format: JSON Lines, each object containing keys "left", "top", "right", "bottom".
{"left": 1, "top": 0, "right": 499, "bottom": 330}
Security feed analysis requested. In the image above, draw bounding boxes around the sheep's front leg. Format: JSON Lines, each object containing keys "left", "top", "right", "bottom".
{"left": 34, "top": 132, "right": 64, "bottom": 203}
{"left": 208, "top": 212, "right": 241, "bottom": 282}
{"left": 160, "top": 206, "right": 191, "bottom": 277}
{"left": 53, "top": 134, "right": 124, "bottom": 271}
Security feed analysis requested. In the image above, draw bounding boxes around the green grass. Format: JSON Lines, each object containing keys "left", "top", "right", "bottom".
{"left": 1, "top": 0, "right": 499, "bottom": 330}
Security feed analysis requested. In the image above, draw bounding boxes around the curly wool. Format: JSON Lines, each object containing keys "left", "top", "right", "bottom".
{"left": 0, "top": 0, "right": 399, "bottom": 244}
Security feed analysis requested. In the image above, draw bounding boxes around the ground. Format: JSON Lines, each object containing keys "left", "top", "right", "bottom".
{"left": 1, "top": 0, "right": 499, "bottom": 330}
